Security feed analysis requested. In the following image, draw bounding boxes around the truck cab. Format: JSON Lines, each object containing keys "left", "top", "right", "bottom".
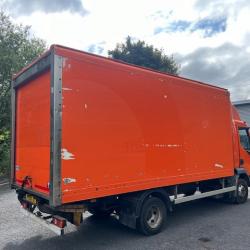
{"left": 232, "top": 106, "right": 250, "bottom": 175}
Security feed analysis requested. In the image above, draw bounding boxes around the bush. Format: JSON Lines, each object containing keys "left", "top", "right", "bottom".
{"left": 0, "top": 12, "right": 46, "bottom": 176}
{"left": 0, "top": 129, "right": 10, "bottom": 176}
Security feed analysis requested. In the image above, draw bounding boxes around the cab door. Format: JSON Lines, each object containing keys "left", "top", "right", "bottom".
{"left": 238, "top": 127, "right": 250, "bottom": 174}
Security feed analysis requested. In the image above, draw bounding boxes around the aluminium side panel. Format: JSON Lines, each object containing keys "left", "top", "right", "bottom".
{"left": 49, "top": 52, "right": 63, "bottom": 207}
{"left": 10, "top": 84, "right": 16, "bottom": 186}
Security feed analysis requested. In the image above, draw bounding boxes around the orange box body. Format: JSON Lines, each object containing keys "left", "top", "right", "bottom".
{"left": 12, "top": 45, "right": 236, "bottom": 206}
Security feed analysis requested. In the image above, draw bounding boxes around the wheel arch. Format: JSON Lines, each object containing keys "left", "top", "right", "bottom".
{"left": 134, "top": 188, "right": 172, "bottom": 217}
{"left": 235, "top": 168, "right": 250, "bottom": 186}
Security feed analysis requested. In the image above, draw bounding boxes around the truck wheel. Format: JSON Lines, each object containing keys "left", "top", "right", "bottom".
{"left": 223, "top": 178, "right": 248, "bottom": 204}
{"left": 137, "top": 196, "right": 166, "bottom": 236}
{"left": 235, "top": 178, "right": 248, "bottom": 204}
{"left": 88, "top": 208, "right": 113, "bottom": 217}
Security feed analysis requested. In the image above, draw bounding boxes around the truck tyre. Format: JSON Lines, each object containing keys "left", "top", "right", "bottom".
{"left": 137, "top": 196, "right": 167, "bottom": 236}
{"left": 88, "top": 208, "right": 113, "bottom": 217}
{"left": 235, "top": 178, "right": 248, "bottom": 204}
{"left": 223, "top": 178, "right": 248, "bottom": 204}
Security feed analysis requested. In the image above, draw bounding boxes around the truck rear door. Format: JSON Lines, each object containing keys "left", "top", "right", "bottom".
{"left": 14, "top": 70, "right": 51, "bottom": 196}
{"left": 10, "top": 49, "right": 63, "bottom": 207}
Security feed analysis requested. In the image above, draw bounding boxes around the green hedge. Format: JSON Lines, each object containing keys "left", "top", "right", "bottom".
{"left": 0, "top": 129, "right": 10, "bottom": 176}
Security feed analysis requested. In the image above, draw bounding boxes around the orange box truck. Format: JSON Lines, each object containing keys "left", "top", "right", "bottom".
{"left": 11, "top": 45, "right": 250, "bottom": 235}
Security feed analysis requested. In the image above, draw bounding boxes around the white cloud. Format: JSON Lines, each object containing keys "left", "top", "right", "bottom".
{"left": 2, "top": 0, "right": 250, "bottom": 101}
{"left": 1, "top": 0, "right": 87, "bottom": 16}
{"left": 14, "top": 12, "right": 89, "bottom": 49}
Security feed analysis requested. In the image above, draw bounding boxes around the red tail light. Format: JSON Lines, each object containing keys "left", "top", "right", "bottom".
{"left": 52, "top": 216, "right": 66, "bottom": 228}
{"left": 21, "top": 202, "right": 28, "bottom": 209}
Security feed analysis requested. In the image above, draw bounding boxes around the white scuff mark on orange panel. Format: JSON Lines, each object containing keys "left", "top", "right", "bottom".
{"left": 167, "top": 144, "right": 182, "bottom": 148}
{"left": 62, "top": 87, "right": 72, "bottom": 91}
{"left": 154, "top": 144, "right": 182, "bottom": 148}
{"left": 61, "top": 148, "right": 75, "bottom": 160}
{"left": 142, "top": 143, "right": 182, "bottom": 148}
{"left": 84, "top": 104, "right": 88, "bottom": 110}
{"left": 62, "top": 58, "right": 67, "bottom": 68}
{"left": 214, "top": 163, "right": 224, "bottom": 168}
{"left": 63, "top": 178, "right": 76, "bottom": 184}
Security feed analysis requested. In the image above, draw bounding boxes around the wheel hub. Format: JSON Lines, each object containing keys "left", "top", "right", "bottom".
{"left": 146, "top": 206, "right": 162, "bottom": 229}
{"left": 238, "top": 184, "right": 247, "bottom": 198}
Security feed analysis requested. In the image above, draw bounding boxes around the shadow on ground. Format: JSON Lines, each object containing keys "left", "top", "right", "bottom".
{"left": 3, "top": 197, "right": 237, "bottom": 250}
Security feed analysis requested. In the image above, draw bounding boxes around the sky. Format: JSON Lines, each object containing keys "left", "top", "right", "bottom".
{"left": 1, "top": 0, "right": 250, "bottom": 101}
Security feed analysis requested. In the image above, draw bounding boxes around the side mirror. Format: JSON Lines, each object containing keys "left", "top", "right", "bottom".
{"left": 240, "top": 159, "right": 244, "bottom": 165}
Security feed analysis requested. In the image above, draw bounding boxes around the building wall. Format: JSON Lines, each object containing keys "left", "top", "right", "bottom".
{"left": 235, "top": 104, "right": 250, "bottom": 126}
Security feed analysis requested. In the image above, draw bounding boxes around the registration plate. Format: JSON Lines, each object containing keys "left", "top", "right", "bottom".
{"left": 25, "top": 194, "right": 38, "bottom": 205}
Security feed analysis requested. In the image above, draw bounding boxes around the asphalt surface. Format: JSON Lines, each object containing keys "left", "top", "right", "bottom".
{"left": 1, "top": 184, "right": 250, "bottom": 250}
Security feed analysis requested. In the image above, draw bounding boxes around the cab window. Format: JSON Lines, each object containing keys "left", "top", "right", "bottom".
{"left": 239, "top": 128, "right": 250, "bottom": 151}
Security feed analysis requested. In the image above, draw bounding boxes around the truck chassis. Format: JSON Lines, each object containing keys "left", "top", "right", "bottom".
{"left": 16, "top": 172, "right": 249, "bottom": 236}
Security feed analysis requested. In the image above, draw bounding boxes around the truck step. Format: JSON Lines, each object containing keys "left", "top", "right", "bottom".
{"left": 173, "top": 186, "right": 236, "bottom": 204}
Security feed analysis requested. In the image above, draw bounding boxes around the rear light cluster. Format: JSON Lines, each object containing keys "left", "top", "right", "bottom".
{"left": 21, "top": 202, "right": 28, "bottom": 209}
{"left": 51, "top": 216, "right": 66, "bottom": 228}
{"left": 21, "top": 200, "right": 66, "bottom": 229}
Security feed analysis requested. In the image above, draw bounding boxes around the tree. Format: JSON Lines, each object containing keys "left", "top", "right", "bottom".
{"left": 0, "top": 12, "right": 46, "bottom": 176}
{"left": 108, "top": 36, "right": 180, "bottom": 75}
